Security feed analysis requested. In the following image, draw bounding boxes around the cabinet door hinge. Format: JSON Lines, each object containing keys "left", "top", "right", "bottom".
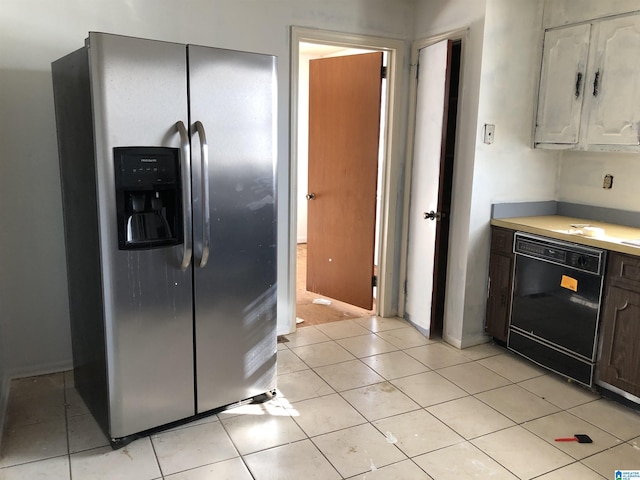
{"left": 381, "top": 66, "right": 387, "bottom": 79}
{"left": 372, "top": 275, "right": 378, "bottom": 287}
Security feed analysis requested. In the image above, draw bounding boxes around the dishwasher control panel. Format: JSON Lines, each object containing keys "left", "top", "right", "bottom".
{"left": 566, "top": 252, "right": 601, "bottom": 273}
{"left": 514, "top": 233, "right": 605, "bottom": 275}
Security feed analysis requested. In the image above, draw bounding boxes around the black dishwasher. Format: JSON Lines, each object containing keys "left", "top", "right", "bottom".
{"left": 508, "top": 232, "right": 606, "bottom": 386}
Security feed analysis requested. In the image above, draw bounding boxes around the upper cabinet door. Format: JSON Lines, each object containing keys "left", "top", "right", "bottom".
{"left": 535, "top": 24, "right": 591, "bottom": 145}
{"left": 585, "top": 15, "right": 640, "bottom": 146}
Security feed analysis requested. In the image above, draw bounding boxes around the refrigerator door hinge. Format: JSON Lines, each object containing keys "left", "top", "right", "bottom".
{"left": 381, "top": 66, "right": 387, "bottom": 79}
{"left": 372, "top": 275, "right": 378, "bottom": 288}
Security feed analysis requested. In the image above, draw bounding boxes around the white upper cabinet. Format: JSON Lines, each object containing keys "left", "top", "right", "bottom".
{"left": 535, "top": 13, "right": 640, "bottom": 151}
{"left": 584, "top": 15, "right": 640, "bottom": 146}
{"left": 535, "top": 24, "right": 591, "bottom": 145}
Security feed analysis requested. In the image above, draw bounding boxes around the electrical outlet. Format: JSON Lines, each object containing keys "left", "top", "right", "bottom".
{"left": 483, "top": 124, "right": 495, "bottom": 144}
{"left": 603, "top": 174, "right": 614, "bottom": 189}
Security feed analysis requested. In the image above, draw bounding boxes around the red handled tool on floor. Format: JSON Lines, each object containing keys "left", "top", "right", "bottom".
{"left": 554, "top": 434, "right": 593, "bottom": 443}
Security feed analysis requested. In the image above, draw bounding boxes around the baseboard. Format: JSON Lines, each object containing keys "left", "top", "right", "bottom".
{"left": 442, "top": 332, "right": 491, "bottom": 350}
{"left": 459, "top": 333, "right": 492, "bottom": 349}
{"left": 0, "top": 373, "right": 9, "bottom": 449}
{"left": 443, "top": 334, "right": 462, "bottom": 349}
{"left": 8, "top": 359, "right": 73, "bottom": 381}
{"left": 404, "top": 315, "right": 430, "bottom": 338}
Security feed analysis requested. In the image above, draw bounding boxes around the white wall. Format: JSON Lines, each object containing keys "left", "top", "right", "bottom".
{"left": 558, "top": 151, "right": 640, "bottom": 211}
{"left": 463, "top": 0, "right": 560, "bottom": 346}
{"left": 546, "top": 0, "right": 640, "bottom": 212}
{"left": 0, "top": 0, "right": 415, "bottom": 390}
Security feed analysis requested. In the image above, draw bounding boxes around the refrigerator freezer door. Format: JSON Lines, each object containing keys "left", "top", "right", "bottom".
{"left": 189, "top": 45, "right": 277, "bottom": 413}
{"left": 88, "top": 33, "right": 195, "bottom": 438}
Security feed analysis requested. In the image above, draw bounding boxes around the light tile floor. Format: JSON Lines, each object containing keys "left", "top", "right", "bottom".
{"left": 1, "top": 317, "right": 640, "bottom": 479}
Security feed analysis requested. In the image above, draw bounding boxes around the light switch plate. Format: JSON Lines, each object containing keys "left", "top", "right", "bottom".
{"left": 484, "top": 124, "right": 495, "bottom": 144}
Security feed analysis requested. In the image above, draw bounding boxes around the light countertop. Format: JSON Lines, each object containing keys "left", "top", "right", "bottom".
{"left": 491, "top": 215, "right": 640, "bottom": 256}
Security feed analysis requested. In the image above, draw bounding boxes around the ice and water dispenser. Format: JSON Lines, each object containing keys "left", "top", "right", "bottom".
{"left": 114, "top": 147, "right": 182, "bottom": 249}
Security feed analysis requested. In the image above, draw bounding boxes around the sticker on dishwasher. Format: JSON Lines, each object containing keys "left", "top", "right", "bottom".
{"left": 560, "top": 275, "right": 578, "bottom": 292}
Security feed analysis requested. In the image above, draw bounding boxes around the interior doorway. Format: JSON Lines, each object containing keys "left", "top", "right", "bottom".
{"left": 289, "top": 27, "right": 407, "bottom": 333}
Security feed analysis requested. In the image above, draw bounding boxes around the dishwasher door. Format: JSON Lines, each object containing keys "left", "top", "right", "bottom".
{"left": 508, "top": 233, "right": 606, "bottom": 386}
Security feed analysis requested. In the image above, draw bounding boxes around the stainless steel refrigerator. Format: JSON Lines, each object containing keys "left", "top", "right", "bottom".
{"left": 52, "top": 32, "right": 277, "bottom": 445}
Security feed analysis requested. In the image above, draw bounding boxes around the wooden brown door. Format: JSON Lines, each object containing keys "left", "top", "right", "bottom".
{"left": 307, "top": 52, "right": 383, "bottom": 309}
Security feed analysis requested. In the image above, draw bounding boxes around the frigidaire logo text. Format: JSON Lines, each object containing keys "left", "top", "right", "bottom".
{"left": 140, "top": 158, "right": 157, "bottom": 163}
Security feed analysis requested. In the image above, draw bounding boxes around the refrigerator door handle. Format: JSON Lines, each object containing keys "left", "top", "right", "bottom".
{"left": 195, "top": 121, "right": 210, "bottom": 268}
{"left": 176, "top": 121, "right": 193, "bottom": 270}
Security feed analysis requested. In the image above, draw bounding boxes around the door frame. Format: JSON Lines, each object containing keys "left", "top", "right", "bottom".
{"left": 398, "top": 28, "right": 468, "bottom": 321}
{"left": 290, "top": 27, "right": 407, "bottom": 331}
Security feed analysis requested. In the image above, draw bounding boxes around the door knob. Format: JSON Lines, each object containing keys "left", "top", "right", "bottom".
{"left": 423, "top": 210, "right": 442, "bottom": 221}
{"left": 306, "top": 193, "right": 316, "bottom": 200}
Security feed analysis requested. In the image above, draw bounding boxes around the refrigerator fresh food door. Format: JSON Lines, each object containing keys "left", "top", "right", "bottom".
{"left": 188, "top": 45, "right": 277, "bottom": 413}
{"left": 88, "top": 33, "right": 195, "bottom": 438}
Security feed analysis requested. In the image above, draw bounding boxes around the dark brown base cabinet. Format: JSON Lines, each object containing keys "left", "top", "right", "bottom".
{"left": 598, "top": 252, "right": 640, "bottom": 397}
{"left": 485, "top": 227, "right": 514, "bottom": 342}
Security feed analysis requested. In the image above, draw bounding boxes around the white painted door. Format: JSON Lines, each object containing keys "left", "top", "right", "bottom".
{"left": 585, "top": 14, "right": 640, "bottom": 146}
{"left": 405, "top": 40, "right": 451, "bottom": 337}
{"left": 534, "top": 24, "right": 591, "bottom": 145}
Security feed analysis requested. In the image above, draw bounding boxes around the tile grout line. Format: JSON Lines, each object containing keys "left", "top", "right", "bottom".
{"left": 148, "top": 433, "right": 165, "bottom": 480}
{"left": 305, "top": 434, "right": 346, "bottom": 478}
{"left": 216, "top": 411, "right": 259, "bottom": 480}
{"left": 63, "top": 373, "right": 73, "bottom": 480}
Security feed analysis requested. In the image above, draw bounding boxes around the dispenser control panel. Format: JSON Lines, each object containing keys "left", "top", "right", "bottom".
{"left": 116, "top": 149, "right": 178, "bottom": 188}
{"left": 113, "top": 147, "right": 182, "bottom": 250}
